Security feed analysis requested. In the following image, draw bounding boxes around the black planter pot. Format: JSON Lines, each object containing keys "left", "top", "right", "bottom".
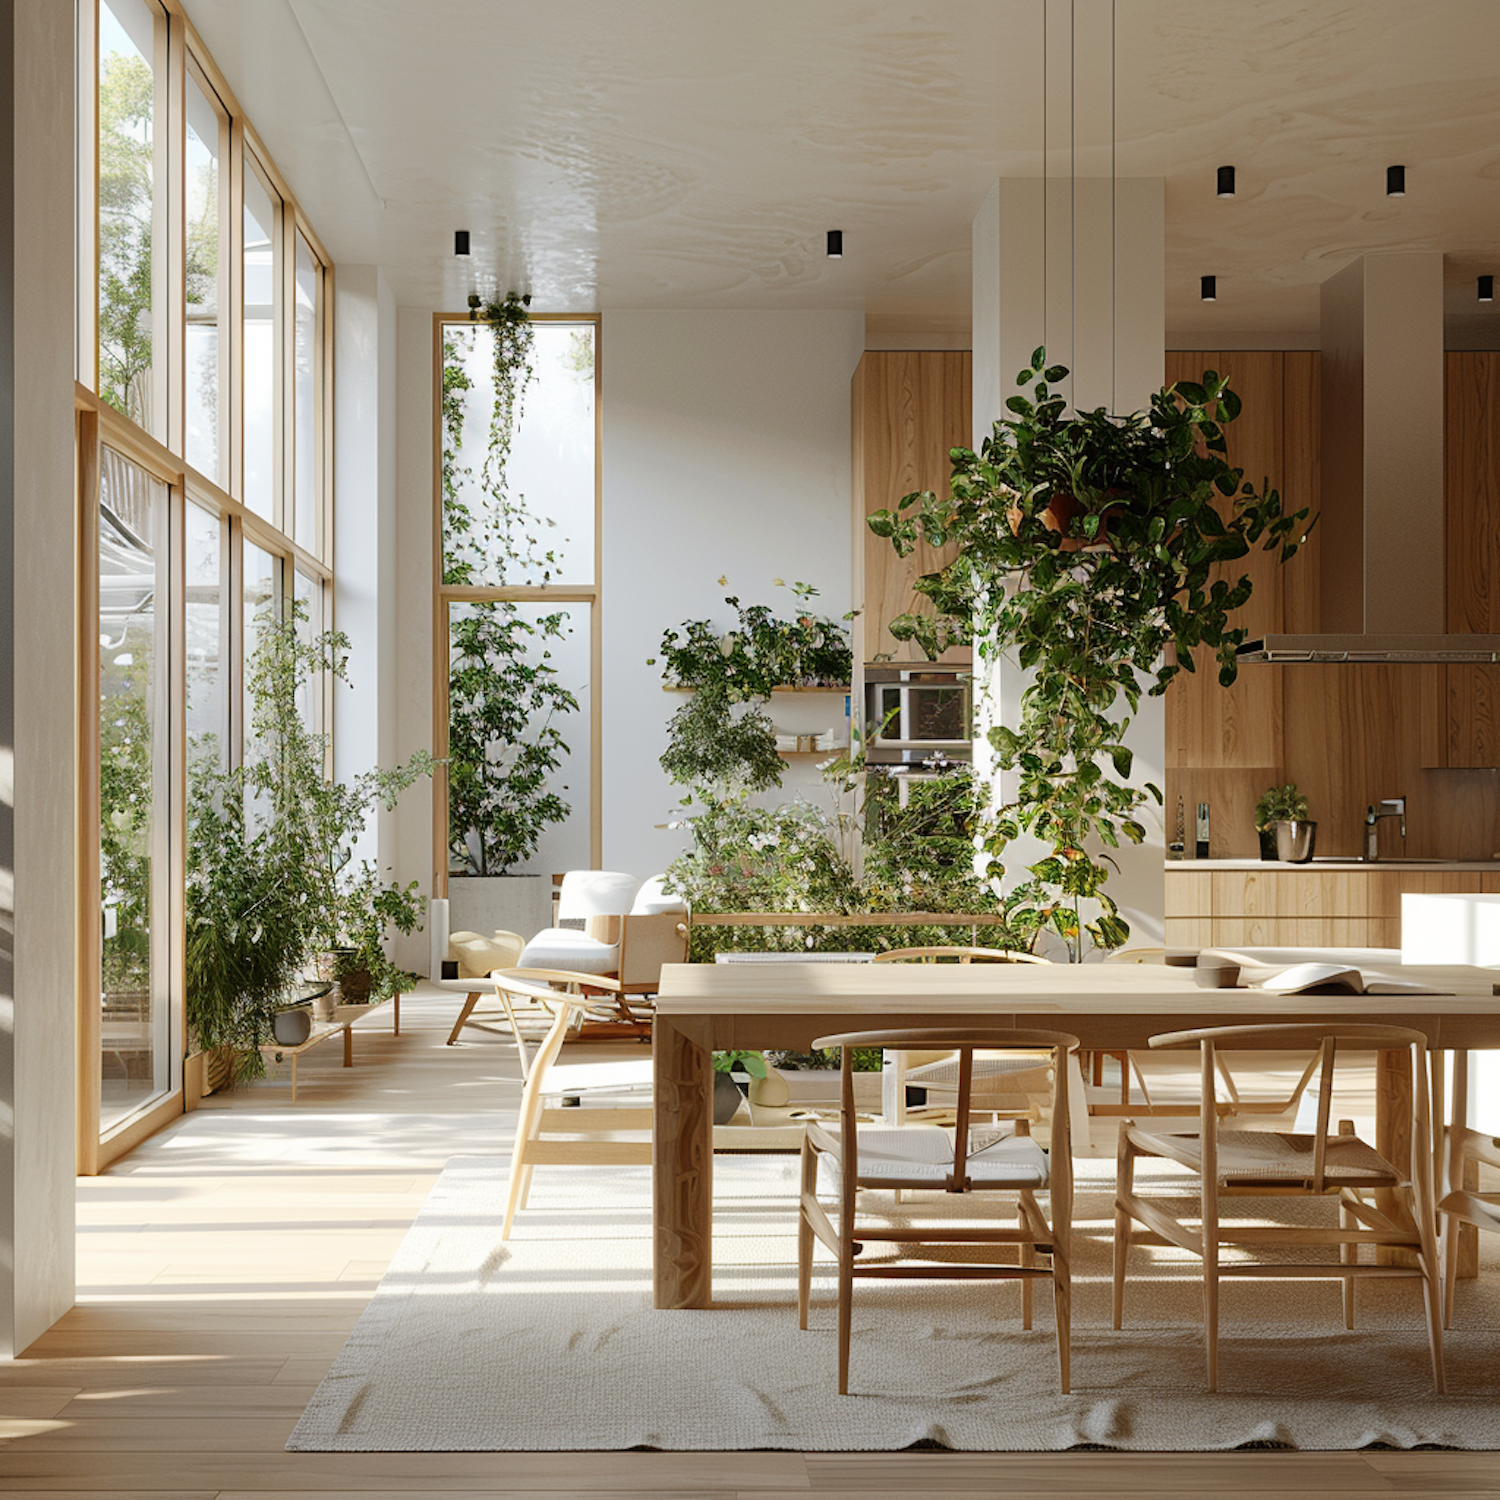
{"left": 1258, "top": 827, "right": 1279, "bottom": 861}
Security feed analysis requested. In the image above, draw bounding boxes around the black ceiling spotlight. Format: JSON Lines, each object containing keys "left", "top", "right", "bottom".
{"left": 826, "top": 229, "right": 843, "bottom": 259}
{"left": 1216, "top": 165, "right": 1236, "bottom": 198}
{"left": 1480, "top": 275, "right": 1495, "bottom": 303}
{"left": 1201, "top": 275, "right": 1217, "bottom": 302}
{"left": 1386, "top": 164, "right": 1406, "bottom": 197}
{"left": 454, "top": 229, "right": 471, "bottom": 256}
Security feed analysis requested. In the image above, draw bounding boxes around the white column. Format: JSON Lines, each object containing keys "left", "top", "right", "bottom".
{"left": 2, "top": 0, "right": 79, "bottom": 1357}
{"left": 973, "top": 95, "right": 1166, "bottom": 952}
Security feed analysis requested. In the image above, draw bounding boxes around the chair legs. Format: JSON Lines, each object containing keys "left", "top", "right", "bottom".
{"left": 1018, "top": 1203, "right": 1034, "bottom": 1330}
{"left": 1111, "top": 1121, "right": 1134, "bottom": 1330}
{"left": 1052, "top": 1226, "right": 1071, "bottom": 1395}
{"left": 797, "top": 1137, "right": 816, "bottom": 1332}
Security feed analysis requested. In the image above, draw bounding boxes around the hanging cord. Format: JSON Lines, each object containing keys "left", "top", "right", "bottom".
{"left": 1070, "top": 0, "right": 1076, "bottom": 406}
{"left": 1111, "top": 0, "right": 1117, "bottom": 415}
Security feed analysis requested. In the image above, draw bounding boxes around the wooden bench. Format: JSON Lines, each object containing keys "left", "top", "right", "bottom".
{"left": 257, "top": 993, "right": 401, "bottom": 1101}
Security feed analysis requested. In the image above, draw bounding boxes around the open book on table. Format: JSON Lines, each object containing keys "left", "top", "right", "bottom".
{"left": 1256, "top": 962, "right": 1451, "bottom": 996}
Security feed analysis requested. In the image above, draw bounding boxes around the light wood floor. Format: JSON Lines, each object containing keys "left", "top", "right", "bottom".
{"left": 1, "top": 987, "right": 1489, "bottom": 1498}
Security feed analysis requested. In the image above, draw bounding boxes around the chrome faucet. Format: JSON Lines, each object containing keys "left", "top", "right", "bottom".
{"left": 1364, "top": 796, "right": 1406, "bottom": 860}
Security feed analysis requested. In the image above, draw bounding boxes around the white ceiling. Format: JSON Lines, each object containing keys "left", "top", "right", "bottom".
{"left": 185, "top": 0, "right": 1500, "bottom": 345}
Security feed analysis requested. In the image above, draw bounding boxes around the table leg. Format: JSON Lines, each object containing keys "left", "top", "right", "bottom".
{"left": 393, "top": 991, "right": 401, "bottom": 1036}
{"left": 343, "top": 1024, "right": 353, "bottom": 1068}
{"left": 290, "top": 1055, "right": 298, "bottom": 1103}
{"left": 653, "top": 1014, "right": 713, "bottom": 1309}
{"left": 447, "top": 991, "right": 482, "bottom": 1046}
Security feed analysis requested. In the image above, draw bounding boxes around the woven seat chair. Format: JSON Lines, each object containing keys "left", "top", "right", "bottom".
{"left": 1113, "top": 1022, "right": 1445, "bottom": 1393}
{"left": 797, "top": 1027, "right": 1079, "bottom": 1395}
{"left": 1439, "top": 1047, "right": 1500, "bottom": 1328}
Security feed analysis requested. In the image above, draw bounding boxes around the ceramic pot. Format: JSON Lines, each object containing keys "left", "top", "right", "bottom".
{"left": 749, "top": 1069, "right": 791, "bottom": 1108}
{"left": 713, "top": 1072, "right": 743, "bottom": 1125}
{"left": 312, "top": 984, "right": 338, "bottom": 1023}
{"left": 274, "top": 1007, "right": 312, "bottom": 1045}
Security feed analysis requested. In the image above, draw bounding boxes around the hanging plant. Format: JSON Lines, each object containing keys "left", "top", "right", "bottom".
{"left": 442, "top": 293, "right": 579, "bottom": 874}
{"left": 870, "top": 348, "right": 1315, "bottom": 956}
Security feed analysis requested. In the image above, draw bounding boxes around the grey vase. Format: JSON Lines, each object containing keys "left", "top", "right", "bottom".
{"left": 713, "top": 1072, "right": 743, "bottom": 1125}
{"left": 273, "top": 1007, "right": 312, "bottom": 1046}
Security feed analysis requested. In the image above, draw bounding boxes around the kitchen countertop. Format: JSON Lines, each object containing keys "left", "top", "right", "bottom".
{"left": 1169, "top": 858, "right": 1500, "bottom": 871}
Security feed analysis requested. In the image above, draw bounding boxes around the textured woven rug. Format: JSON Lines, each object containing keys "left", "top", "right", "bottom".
{"left": 288, "top": 1154, "right": 1500, "bottom": 1452}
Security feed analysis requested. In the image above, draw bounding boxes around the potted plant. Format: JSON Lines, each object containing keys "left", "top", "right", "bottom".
{"left": 712, "top": 1048, "right": 767, "bottom": 1123}
{"left": 185, "top": 608, "right": 433, "bottom": 1085}
{"left": 870, "top": 348, "right": 1315, "bottom": 957}
{"left": 442, "top": 294, "right": 579, "bottom": 939}
{"left": 1255, "top": 783, "right": 1311, "bottom": 861}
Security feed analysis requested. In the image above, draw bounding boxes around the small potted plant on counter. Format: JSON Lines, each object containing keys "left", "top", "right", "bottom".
{"left": 1255, "top": 783, "right": 1312, "bottom": 861}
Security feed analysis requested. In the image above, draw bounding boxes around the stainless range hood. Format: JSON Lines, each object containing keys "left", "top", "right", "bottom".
{"left": 1238, "top": 634, "right": 1500, "bottom": 665}
{"left": 1238, "top": 254, "right": 1471, "bottom": 666}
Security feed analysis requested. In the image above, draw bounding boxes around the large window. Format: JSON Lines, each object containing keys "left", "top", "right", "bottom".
{"left": 436, "top": 314, "right": 600, "bottom": 890}
{"left": 77, "top": 3, "right": 334, "bottom": 1169}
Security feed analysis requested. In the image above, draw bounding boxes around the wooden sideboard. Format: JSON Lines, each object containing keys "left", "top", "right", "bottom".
{"left": 1165, "top": 861, "right": 1500, "bottom": 948}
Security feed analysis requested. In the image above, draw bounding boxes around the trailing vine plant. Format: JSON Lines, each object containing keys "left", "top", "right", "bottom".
{"left": 442, "top": 292, "right": 579, "bottom": 875}
{"left": 870, "top": 348, "right": 1314, "bottom": 956}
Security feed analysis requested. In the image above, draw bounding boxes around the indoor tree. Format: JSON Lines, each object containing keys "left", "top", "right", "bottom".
{"left": 870, "top": 348, "right": 1314, "bottom": 955}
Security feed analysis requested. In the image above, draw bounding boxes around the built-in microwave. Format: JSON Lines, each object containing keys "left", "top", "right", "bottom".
{"left": 862, "top": 665, "right": 972, "bottom": 764}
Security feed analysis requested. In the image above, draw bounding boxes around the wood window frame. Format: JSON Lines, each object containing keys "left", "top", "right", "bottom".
{"left": 430, "top": 312, "right": 604, "bottom": 897}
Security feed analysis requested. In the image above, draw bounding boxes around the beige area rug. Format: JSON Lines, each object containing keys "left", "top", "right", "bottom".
{"left": 288, "top": 1154, "right": 1500, "bottom": 1452}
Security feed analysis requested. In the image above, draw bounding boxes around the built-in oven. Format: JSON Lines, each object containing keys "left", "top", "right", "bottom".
{"left": 862, "top": 665, "right": 972, "bottom": 764}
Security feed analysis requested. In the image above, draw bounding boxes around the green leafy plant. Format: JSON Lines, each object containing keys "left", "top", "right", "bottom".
{"left": 441, "top": 297, "right": 580, "bottom": 874}
{"left": 186, "top": 609, "right": 434, "bottom": 1074}
{"left": 652, "top": 581, "right": 853, "bottom": 806}
{"left": 870, "top": 348, "right": 1315, "bottom": 956}
{"left": 712, "top": 1049, "right": 768, "bottom": 1079}
{"left": 1255, "top": 782, "right": 1310, "bottom": 830}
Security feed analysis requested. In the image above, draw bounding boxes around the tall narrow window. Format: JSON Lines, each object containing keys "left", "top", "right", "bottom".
{"left": 293, "top": 567, "right": 322, "bottom": 735}
{"left": 293, "top": 231, "right": 321, "bottom": 552}
{"left": 98, "top": 0, "right": 163, "bottom": 435}
{"left": 98, "top": 448, "right": 169, "bottom": 1129}
{"left": 185, "top": 500, "right": 224, "bottom": 765}
{"left": 243, "top": 540, "right": 278, "bottom": 755}
{"left": 184, "top": 65, "right": 226, "bottom": 485}
{"left": 242, "top": 158, "right": 279, "bottom": 519}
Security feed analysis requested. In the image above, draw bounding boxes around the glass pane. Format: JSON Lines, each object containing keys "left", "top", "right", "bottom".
{"left": 185, "top": 501, "right": 223, "bottom": 767}
{"left": 99, "top": 448, "right": 168, "bottom": 1128}
{"left": 98, "top": 0, "right": 160, "bottom": 432}
{"left": 293, "top": 568, "right": 321, "bottom": 734}
{"left": 243, "top": 159, "right": 277, "bottom": 519}
{"left": 185, "top": 68, "right": 224, "bottom": 484}
{"left": 293, "top": 232, "right": 319, "bottom": 550}
{"left": 243, "top": 540, "right": 277, "bottom": 758}
{"left": 440, "top": 321, "right": 596, "bottom": 587}
{"left": 447, "top": 599, "right": 591, "bottom": 878}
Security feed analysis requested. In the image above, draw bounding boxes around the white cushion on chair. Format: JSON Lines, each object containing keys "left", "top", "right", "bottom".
{"left": 631, "top": 874, "right": 687, "bottom": 915}
{"left": 557, "top": 870, "right": 641, "bottom": 921}
{"left": 819, "top": 1123, "right": 1050, "bottom": 1189}
{"left": 516, "top": 928, "right": 620, "bottom": 976}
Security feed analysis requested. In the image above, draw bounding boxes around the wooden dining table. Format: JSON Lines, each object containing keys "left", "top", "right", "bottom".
{"left": 650, "top": 959, "right": 1500, "bottom": 1309}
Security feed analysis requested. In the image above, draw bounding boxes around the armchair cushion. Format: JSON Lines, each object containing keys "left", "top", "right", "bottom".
{"left": 557, "top": 870, "right": 641, "bottom": 921}
{"left": 631, "top": 874, "right": 687, "bottom": 915}
{"left": 516, "top": 927, "right": 620, "bottom": 977}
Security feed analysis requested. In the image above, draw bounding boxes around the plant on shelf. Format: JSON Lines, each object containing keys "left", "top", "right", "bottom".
{"left": 186, "top": 608, "right": 433, "bottom": 1077}
{"left": 713, "top": 1049, "right": 768, "bottom": 1080}
{"left": 652, "top": 580, "right": 853, "bottom": 808}
{"left": 870, "top": 347, "right": 1315, "bottom": 957}
{"left": 442, "top": 294, "right": 580, "bottom": 876}
{"left": 1255, "top": 782, "right": 1311, "bottom": 860}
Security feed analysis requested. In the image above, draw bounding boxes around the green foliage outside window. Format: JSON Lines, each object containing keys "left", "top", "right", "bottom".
{"left": 442, "top": 298, "right": 580, "bottom": 875}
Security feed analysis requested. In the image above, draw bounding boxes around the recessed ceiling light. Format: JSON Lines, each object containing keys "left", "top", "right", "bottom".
{"left": 1216, "top": 165, "right": 1235, "bottom": 198}
{"left": 1386, "top": 164, "right": 1406, "bottom": 197}
{"left": 1201, "top": 275, "right": 1217, "bottom": 302}
{"left": 454, "top": 230, "right": 471, "bottom": 256}
{"left": 826, "top": 230, "right": 843, "bottom": 259}
{"left": 1481, "top": 275, "right": 1495, "bottom": 303}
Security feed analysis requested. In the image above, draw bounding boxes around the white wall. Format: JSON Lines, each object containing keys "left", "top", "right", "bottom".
{"left": 600, "top": 310, "right": 864, "bottom": 876}
{"left": 2, "top": 0, "right": 78, "bottom": 1357}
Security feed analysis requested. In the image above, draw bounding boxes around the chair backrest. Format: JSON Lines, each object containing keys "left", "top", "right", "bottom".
{"left": 1150, "top": 1022, "right": 1433, "bottom": 1194}
{"left": 873, "top": 945, "right": 1050, "bottom": 965}
{"left": 617, "top": 912, "right": 690, "bottom": 986}
{"left": 631, "top": 874, "right": 688, "bottom": 915}
{"left": 814, "top": 1027, "right": 1079, "bottom": 1195}
{"left": 557, "top": 870, "right": 641, "bottom": 922}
